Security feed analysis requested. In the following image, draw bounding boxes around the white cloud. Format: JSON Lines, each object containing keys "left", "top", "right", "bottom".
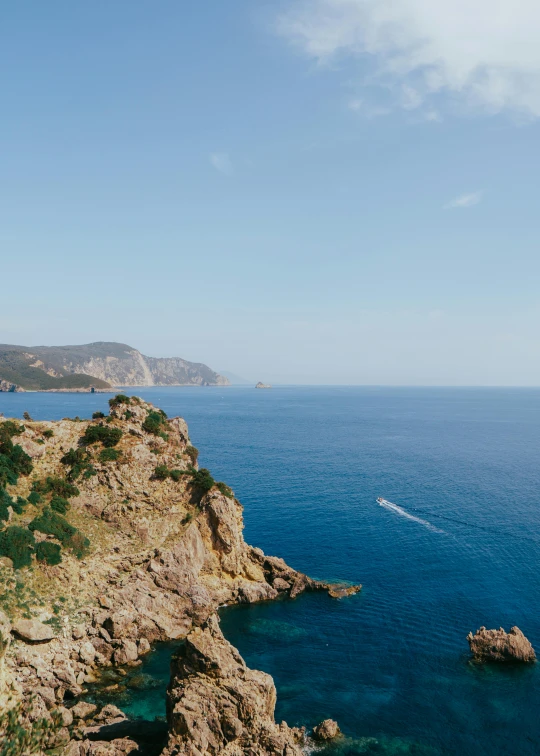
{"left": 209, "top": 152, "right": 233, "bottom": 175}
{"left": 277, "top": 0, "right": 540, "bottom": 118}
{"left": 444, "top": 191, "right": 483, "bottom": 209}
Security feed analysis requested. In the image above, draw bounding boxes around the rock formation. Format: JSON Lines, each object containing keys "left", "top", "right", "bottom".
{"left": 467, "top": 626, "right": 536, "bottom": 662}
{"left": 0, "top": 397, "right": 360, "bottom": 755}
{"left": 255, "top": 383, "right": 271, "bottom": 389}
{"left": 312, "top": 719, "right": 341, "bottom": 741}
{"left": 0, "top": 342, "right": 229, "bottom": 389}
{"left": 163, "top": 615, "right": 305, "bottom": 756}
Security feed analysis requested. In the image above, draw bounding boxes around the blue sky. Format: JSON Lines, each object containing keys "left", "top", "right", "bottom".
{"left": 2, "top": 1, "right": 539, "bottom": 384}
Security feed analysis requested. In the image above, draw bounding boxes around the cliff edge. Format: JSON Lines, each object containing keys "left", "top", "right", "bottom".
{"left": 0, "top": 397, "right": 359, "bottom": 755}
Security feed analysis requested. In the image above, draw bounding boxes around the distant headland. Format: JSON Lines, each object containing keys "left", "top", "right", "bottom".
{"left": 0, "top": 342, "right": 229, "bottom": 392}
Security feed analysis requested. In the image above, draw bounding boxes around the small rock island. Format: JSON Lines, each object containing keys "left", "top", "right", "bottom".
{"left": 467, "top": 626, "right": 536, "bottom": 662}
{"left": 255, "top": 382, "right": 271, "bottom": 389}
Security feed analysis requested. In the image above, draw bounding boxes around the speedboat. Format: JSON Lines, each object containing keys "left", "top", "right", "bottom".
{"left": 377, "top": 497, "right": 384, "bottom": 504}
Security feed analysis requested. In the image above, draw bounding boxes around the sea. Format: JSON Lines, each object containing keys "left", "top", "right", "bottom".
{"left": 2, "top": 386, "right": 539, "bottom": 756}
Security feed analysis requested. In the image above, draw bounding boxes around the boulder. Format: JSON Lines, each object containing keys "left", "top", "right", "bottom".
{"left": 467, "top": 626, "right": 536, "bottom": 662}
{"left": 12, "top": 619, "right": 55, "bottom": 643}
{"left": 312, "top": 719, "right": 341, "bottom": 741}
{"left": 71, "top": 701, "right": 98, "bottom": 720}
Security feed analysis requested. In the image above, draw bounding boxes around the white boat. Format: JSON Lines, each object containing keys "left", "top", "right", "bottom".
{"left": 377, "top": 497, "right": 384, "bottom": 504}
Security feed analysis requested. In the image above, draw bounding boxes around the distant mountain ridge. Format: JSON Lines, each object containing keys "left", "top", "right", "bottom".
{"left": 0, "top": 342, "right": 229, "bottom": 391}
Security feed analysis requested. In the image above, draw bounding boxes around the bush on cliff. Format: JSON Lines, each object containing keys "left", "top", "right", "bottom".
{"left": 109, "top": 394, "right": 131, "bottom": 408}
{"left": 92, "top": 411, "right": 105, "bottom": 419}
{"left": 11, "top": 496, "right": 27, "bottom": 514}
{"left": 153, "top": 465, "right": 171, "bottom": 480}
{"left": 28, "top": 508, "right": 89, "bottom": 559}
{"left": 42, "top": 428, "right": 54, "bottom": 438}
{"left": 99, "top": 447, "right": 121, "bottom": 463}
{"left": 217, "top": 482, "right": 233, "bottom": 498}
{"left": 35, "top": 541, "right": 62, "bottom": 566}
{"left": 81, "top": 424, "right": 123, "bottom": 448}
{"left": 0, "top": 526, "right": 36, "bottom": 570}
{"left": 185, "top": 445, "right": 199, "bottom": 465}
{"left": 142, "top": 409, "right": 168, "bottom": 438}
{"left": 27, "top": 491, "right": 41, "bottom": 506}
{"left": 32, "top": 476, "right": 79, "bottom": 499}
{"left": 190, "top": 468, "right": 215, "bottom": 494}
{"left": 50, "top": 496, "right": 70, "bottom": 514}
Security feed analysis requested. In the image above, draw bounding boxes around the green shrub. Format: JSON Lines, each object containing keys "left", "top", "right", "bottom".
{"left": 191, "top": 468, "right": 215, "bottom": 493}
{"left": 170, "top": 469, "right": 187, "bottom": 482}
{"left": 32, "top": 476, "right": 79, "bottom": 499}
{"left": 0, "top": 490, "right": 12, "bottom": 522}
{"left": 28, "top": 508, "right": 89, "bottom": 559}
{"left": 42, "top": 429, "right": 54, "bottom": 438}
{"left": 35, "top": 541, "right": 62, "bottom": 566}
{"left": 0, "top": 526, "right": 35, "bottom": 569}
{"left": 50, "top": 496, "right": 70, "bottom": 514}
{"left": 0, "top": 456, "right": 18, "bottom": 488}
{"left": 109, "top": 394, "right": 131, "bottom": 408}
{"left": 154, "top": 465, "right": 170, "bottom": 480}
{"left": 11, "top": 497, "right": 27, "bottom": 515}
{"left": 0, "top": 695, "right": 61, "bottom": 755}
{"left": 124, "top": 410, "right": 134, "bottom": 420}
{"left": 27, "top": 491, "right": 41, "bottom": 506}
{"left": 81, "top": 424, "right": 123, "bottom": 448}
{"left": 142, "top": 410, "right": 168, "bottom": 437}
{"left": 99, "top": 448, "right": 121, "bottom": 463}
{"left": 217, "top": 482, "right": 233, "bottom": 498}
{"left": 92, "top": 411, "right": 106, "bottom": 419}
{"left": 185, "top": 445, "right": 199, "bottom": 465}
{"left": 9, "top": 445, "right": 33, "bottom": 477}
{"left": 60, "top": 447, "right": 93, "bottom": 481}
{"left": 23, "top": 412, "right": 33, "bottom": 422}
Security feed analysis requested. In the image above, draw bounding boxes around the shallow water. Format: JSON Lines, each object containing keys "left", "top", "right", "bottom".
{"left": 3, "top": 386, "right": 540, "bottom": 755}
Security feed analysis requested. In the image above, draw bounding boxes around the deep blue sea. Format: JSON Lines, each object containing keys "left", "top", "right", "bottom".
{"left": 3, "top": 387, "right": 540, "bottom": 756}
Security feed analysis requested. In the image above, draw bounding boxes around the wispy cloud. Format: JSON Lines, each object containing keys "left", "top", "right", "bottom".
{"left": 444, "top": 191, "right": 483, "bottom": 210}
{"left": 277, "top": 0, "right": 540, "bottom": 119}
{"left": 209, "top": 152, "right": 233, "bottom": 175}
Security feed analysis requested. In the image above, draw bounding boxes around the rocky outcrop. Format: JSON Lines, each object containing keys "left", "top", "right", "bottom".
{"left": 0, "top": 379, "right": 21, "bottom": 392}
{"left": 163, "top": 615, "right": 305, "bottom": 756}
{"left": 0, "top": 398, "right": 360, "bottom": 755}
{"left": 255, "top": 383, "right": 271, "bottom": 389}
{"left": 467, "top": 626, "right": 536, "bottom": 662}
{"left": 312, "top": 719, "right": 341, "bottom": 741}
{"left": 12, "top": 619, "right": 55, "bottom": 643}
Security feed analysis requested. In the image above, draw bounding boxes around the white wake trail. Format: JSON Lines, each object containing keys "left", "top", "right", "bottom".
{"left": 377, "top": 499, "right": 444, "bottom": 534}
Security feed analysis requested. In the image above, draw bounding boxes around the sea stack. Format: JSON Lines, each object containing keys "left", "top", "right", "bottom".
{"left": 255, "top": 382, "right": 272, "bottom": 389}
{"left": 467, "top": 626, "right": 536, "bottom": 662}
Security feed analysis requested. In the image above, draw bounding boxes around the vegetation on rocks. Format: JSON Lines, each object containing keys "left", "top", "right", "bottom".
{"left": 142, "top": 408, "right": 169, "bottom": 439}
{"left": 185, "top": 445, "right": 199, "bottom": 465}
{"left": 29, "top": 507, "right": 89, "bottom": 559}
{"left": 0, "top": 697, "right": 61, "bottom": 756}
{"left": 31, "top": 476, "right": 79, "bottom": 499}
{"left": 81, "top": 423, "right": 123, "bottom": 448}
{"left": 109, "top": 393, "right": 131, "bottom": 407}
{"left": 99, "top": 447, "right": 122, "bottom": 463}
{"left": 0, "top": 527, "right": 36, "bottom": 570}
{"left": 35, "top": 541, "right": 62, "bottom": 566}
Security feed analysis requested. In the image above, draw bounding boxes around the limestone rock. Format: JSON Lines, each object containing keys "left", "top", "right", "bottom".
{"left": 71, "top": 701, "right": 98, "bottom": 720}
{"left": 12, "top": 618, "right": 55, "bottom": 643}
{"left": 163, "top": 614, "right": 302, "bottom": 756}
{"left": 312, "top": 719, "right": 341, "bottom": 741}
{"left": 467, "top": 626, "right": 536, "bottom": 662}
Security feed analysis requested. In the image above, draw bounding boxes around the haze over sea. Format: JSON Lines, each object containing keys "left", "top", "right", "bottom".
{"left": 2, "top": 386, "right": 539, "bottom": 755}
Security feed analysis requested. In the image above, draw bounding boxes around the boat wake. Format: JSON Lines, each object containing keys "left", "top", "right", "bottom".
{"left": 377, "top": 498, "right": 444, "bottom": 534}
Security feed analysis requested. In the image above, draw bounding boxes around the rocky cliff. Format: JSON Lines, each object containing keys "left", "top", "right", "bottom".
{"left": 0, "top": 397, "right": 358, "bottom": 755}
{"left": 0, "top": 342, "right": 229, "bottom": 389}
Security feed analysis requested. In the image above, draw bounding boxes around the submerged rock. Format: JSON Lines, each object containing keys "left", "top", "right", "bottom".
{"left": 467, "top": 626, "right": 536, "bottom": 662}
{"left": 312, "top": 719, "right": 341, "bottom": 741}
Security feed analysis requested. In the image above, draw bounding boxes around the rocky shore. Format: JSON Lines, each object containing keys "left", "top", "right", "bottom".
{"left": 0, "top": 397, "right": 360, "bottom": 755}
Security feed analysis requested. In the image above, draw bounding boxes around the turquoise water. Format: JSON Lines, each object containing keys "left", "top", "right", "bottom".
{"left": 3, "top": 387, "right": 540, "bottom": 755}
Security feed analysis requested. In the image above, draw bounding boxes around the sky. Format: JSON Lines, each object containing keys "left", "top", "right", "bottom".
{"left": 1, "top": 1, "right": 540, "bottom": 385}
